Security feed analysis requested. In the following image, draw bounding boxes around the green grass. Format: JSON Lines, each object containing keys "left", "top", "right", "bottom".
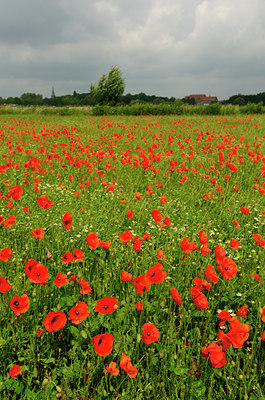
{"left": 0, "top": 112, "right": 265, "bottom": 399}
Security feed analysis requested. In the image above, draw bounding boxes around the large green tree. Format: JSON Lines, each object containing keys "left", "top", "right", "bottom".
{"left": 90, "top": 66, "right": 125, "bottom": 105}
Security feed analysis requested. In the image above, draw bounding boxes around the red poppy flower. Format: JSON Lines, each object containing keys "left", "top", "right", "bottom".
{"left": 44, "top": 310, "right": 67, "bottom": 333}
{"left": 230, "top": 238, "right": 241, "bottom": 250}
{"left": 62, "top": 251, "right": 74, "bottom": 264}
{"left": 127, "top": 210, "right": 133, "bottom": 219}
{"left": 204, "top": 265, "right": 219, "bottom": 284}
{"left": 120, "top": 353, "right": 138, "bottom": 378}
{"left": 8, "top": 364, "right": 25, "bottom": 377}
{"left": 145, "top": 262, "right": 166, "bottom": 284}
{"left": 63, "top": 212, "right": 72, "bottom": 231}
{"left": 38, "top": 195, "right": 53, "bottom": 209}
{"left": 99, "top": 241, "right": 111, "bottom": 249}
{"left": 192, "top": 291, "right": 208, "bottom": 310}
{"left": 121, "top": 270, "right": 132, "bottom": 282}
{"left": 214, "top": 245, "right": 226, "bottom": 264}
{"left": 0, "top": 276, "right": 11, "bottom": 293}
{"left": 86, "top": 232, "right": 100, "bottom": 250}
{"left": 191, "top": 277, "right": 211, "bottom": 291}
{"left": 218, "top": 310, "right": 231, "bottom": 327}
{"left": 146, "top": 184, "right": 153, "bottom": 195}
{"left": 78, "top": 278, "right": 92, "bottom": 294}
{"left": 72, "top": 248, "right": 84, "bottom": 261}
{"left": 220, "top": 317, "right": 250, "bottom": 351}
{"left": 233, "top": 220, "right": 240, "bottom": 229}
{"left": 157, "top": 249, "right": 165, "bottom": 260}
{"left": 24, "top": 259, "right": 39, "bottom": 277}
{"left": 119, "top": 230, "right": 132, "bottom": 244}
{"left": 23, "top": 206, "right": 29, "bottom": 214}
{"left": 236, "top": 305, "right": 248, "bottom": 318}
{"left": 217, "top": 257, "right": 237, "bottom": 279}
{"left": 27, "top": 263, "right": 49, "bottom": 284}
{"left": 105, "top": 362, "right": 119, "bottom": 376}
{"left": 260, "top": 238, "right": 265, "bottom": 248}
{"left": 135, "top": 301, "right": 143, "bottom": 311}
{"left": 180, "top": 238, "right": 199, "bottom": 253}
{"left": 10, "top": 294, "right": 30, "bottom": 316}
{"left": 141, "top": 323, "right": 159, "bottom": 345}
{"left": 240, "top": 206, "right": 249, "bottom": 215}
{"left": 160, "top": 196, "right": 168, "bottom": 205}
{"left": 0, "top": 247, "right": 12, "bottom": 262}
{"left": 9, "top": 185, "right": 23, "bottom": 201}
{"left": 201, "top": 244, "right": 212, "bottom": 256}
{"left": 152, "top": 209, "right": 162, "bottom": 223}
{"left": 163, "top": 216, "right": 171, "bottom": 226}
{"left": 132, "top": 238, "right": 143, "bottom": 252}
{"left": 6, "top": 200, "right": 13, "bottom": 209}
{"left": 262, "top": 330, "right": 265, "bottom": 342}
{"left": 199, "top": 230, "right": 208, "bottom": 245}
{"left": 4, "top": 215, "right": 16, "bottom": 228}
{"left": 53, "top": 271, "right": 69, "bottom": 287}
{"left": 69, "top": 301, "right": 90, "bottom": 325}
{"left": 133, "top": 275, "right": 151, "bottom": 294}
{"left": 142, "top": 232, "right": 151, "bottom": 240}
{"left": 201, "top": 343, "right": 227, "bottom": 368}
{"left": 106, "top": 185, "right": 115, "bottom": 192}
{"left": 95, "top": 297, "right": 118, "bottom": 314}
{"left": 134, "top": 192, "right": 141, "bottom": 201}
{"left": 253, "top": 234, "right": 262, "bottom": 244}
{"left": 249, "top": 273, "right": 260, "bottom": 282}
{"left": 31, "top": 228, "right": 44, "bottom": 239}
{"left": 91, "top": 333, "right": 114, "bottom": 356}
{"left": 170, "top": 288, "right": 182, "bottom": 305}
{"left": 37, "top": 329, "right": 43, "bottom": 337}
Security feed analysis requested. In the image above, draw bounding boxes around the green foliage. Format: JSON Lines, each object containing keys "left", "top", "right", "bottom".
{"left": 90, "top": 66, "right": 125, "bottom": 105}
{"left": 20, "top": 93, "right": 43, "bottom": 106}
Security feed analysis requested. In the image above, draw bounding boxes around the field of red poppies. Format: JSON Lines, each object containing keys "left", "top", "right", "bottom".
{"left": 0, "top": 112, "right": 265, "bottom": 399}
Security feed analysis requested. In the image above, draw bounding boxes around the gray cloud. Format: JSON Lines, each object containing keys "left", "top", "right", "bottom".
{"left": 0, "top": 0, "right": 265, "bottom": 100}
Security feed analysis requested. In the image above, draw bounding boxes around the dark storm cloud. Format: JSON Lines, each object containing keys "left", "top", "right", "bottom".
{"left": 1, "top": 0, "right": 265, "bottom": 100}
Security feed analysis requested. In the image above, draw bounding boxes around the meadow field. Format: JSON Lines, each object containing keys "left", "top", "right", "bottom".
{"left": 0, "top": 111, "right": 265, "bottom": 399}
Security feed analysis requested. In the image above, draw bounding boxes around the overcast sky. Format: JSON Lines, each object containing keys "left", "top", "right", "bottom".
{"left": 1, "top": 0, "right": 265, "bottom": 100}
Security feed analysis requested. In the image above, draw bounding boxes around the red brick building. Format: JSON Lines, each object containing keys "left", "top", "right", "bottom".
{"left": 185, "top": 94, "right": 218, "bottom": 105}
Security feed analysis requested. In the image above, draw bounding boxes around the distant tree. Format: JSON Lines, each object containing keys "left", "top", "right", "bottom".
{"left": 6, "top": 96, "right": 21, "bottom": 105}
{"left": 90, "top": 66, "right": 125, "bottom": 105}
{"left": 233, "top": 96, "right": 245, "bottom": 106}
{"left": 20, "top": 93, "right": 43, "bottom": 106}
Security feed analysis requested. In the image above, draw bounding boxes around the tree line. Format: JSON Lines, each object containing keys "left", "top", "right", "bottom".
{"left": 1, "top": 65, "right": 265, "bottom": 107}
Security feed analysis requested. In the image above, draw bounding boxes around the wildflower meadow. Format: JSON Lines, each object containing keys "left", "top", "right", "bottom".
{"left": 0, "top": 111, "right": 265, "bottom": 399}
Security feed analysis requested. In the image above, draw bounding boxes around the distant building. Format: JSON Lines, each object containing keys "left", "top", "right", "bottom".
{"left": 51, "top": 87, "right": 56, "bottom": 98}
{"left": 185, "top": 94, "right": 218, "bottom": 105}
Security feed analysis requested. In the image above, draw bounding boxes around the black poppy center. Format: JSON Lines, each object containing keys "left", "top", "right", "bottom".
{"left": 14, "top": 301, "right": 19, "bottom": 306}
{"left": 103, "top": 305, "right": 109, "bottom": 310}
{"left": 75, "top": 311, "right": 79, "bottom": 315}
{"left": 147, "top": 332, "right": 151, "bottom": 336}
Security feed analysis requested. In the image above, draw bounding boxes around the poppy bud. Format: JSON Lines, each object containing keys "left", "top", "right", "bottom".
{"left": 42, "top": 378, "right": 49, "bottom": 387}
{"left": 81, "top": 330, "right": 88, "bottom": 339}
